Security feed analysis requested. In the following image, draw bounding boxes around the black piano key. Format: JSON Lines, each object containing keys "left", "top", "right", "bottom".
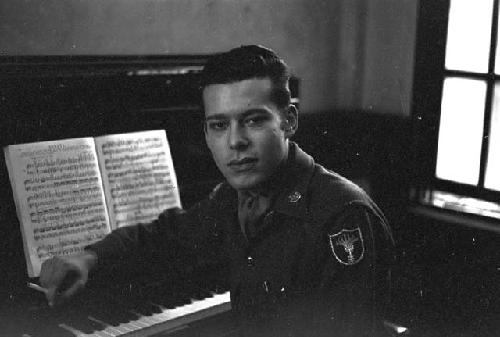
{"left": 193, "top": 288, "right": 213, "bottom": 300}
{"left": 150, "top": 287, "right": 193, "bottom": 309}
{"left": 84, "top": 288, "right": 143, "bottom": 327}
{"left": 138, "top": 300, "right": 165, "bottom": 315}
{"left": 104, "top": 281, "right": 188, "bottom": 311}
{"left": 92, "top": 286, "right": 161, "bottom": 320}
{"left": 181, "top": 279, "right": 216, "bottom": 301}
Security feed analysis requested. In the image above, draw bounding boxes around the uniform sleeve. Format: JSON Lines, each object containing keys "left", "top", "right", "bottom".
{"left": 313, "top": 202, "right": 394, "bottom": 337}
{"left": 86, "top": 198, "right": 226, "bottom": 275}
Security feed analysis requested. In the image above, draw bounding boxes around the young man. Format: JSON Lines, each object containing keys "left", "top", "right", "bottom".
{"left": 39, "top": 45, "right": 394, "bottom": 336}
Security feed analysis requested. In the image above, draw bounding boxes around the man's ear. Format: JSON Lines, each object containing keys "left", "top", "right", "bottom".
{"left": 282, "top": 104, "right": 298, "bottom": 138}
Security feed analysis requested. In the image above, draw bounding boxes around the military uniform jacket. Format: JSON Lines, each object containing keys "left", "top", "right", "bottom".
{"left": 88, "top": 143, "right": 395, "bottom": 337}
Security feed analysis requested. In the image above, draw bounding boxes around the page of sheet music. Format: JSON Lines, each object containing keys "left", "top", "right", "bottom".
{"left": 4, "top": 138, "right": 111, "bottom": 277}
{"left": 95, "top": 130, "right": 181, "bottom": 229}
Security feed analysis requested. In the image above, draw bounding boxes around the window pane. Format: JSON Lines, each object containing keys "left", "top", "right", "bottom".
{"left": 436, "top": 78, "right": 486, "bottom": 185}
{"left": 496, "top": 10, "right": 500, "bottom": 74}
{"left": 446, "top": 0, "right": 493, "bottom": 73}
{"left": 485, "top": 84, "right": 500, "bottom": 190}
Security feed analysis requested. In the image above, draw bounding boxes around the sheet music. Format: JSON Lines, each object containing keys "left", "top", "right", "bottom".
{"left": 4, "top": 138, "right": 111, "bottom": 277}
{"left": 95, "top": 130, "right": 181, "bottom": 228}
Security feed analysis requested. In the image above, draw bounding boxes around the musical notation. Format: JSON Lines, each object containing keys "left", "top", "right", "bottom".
{"left": 4, "top": 138, "right": 112, "bottom": 277}
{"left": 4, "top": 130, "right": 181, "bottom": 277}
{"left": 96, "top": 131, "right": 181, "bottom": 229}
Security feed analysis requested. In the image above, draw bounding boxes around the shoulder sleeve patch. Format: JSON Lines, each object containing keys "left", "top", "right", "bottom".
{"left": 328, "top": 227, "right": 364, "bottom": 265}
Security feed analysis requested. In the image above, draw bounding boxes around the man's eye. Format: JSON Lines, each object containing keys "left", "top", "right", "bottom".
{"left": 207, "top": 121, "right": 228, "bottom": 130}
{"left": 245, "top": 116, "right": 266, "bottom": 126}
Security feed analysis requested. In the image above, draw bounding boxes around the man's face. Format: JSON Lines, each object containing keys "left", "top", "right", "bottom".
{"left": 203, "top": 78, "right": 293, "bottom": 190}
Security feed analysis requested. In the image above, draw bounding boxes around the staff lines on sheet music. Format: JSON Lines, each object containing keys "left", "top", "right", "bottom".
{"left": 33, "top": 214, "right": 107, "bottom": 234}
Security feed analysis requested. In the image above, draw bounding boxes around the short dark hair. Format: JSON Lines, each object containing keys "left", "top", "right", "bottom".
{"left": 201, "top": 45, "right": 291, "bottom": 110}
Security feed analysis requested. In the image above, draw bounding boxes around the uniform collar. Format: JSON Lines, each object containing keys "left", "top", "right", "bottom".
{"left": 219, "top": 142, "right": 315, "bottom": 220}
{"left": 270, "top": 142, "right": 315, "bottom": 220}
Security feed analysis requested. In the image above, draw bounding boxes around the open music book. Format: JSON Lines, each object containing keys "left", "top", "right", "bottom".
{"left": 4, "top": 130, "right": 181, "bottom": 277}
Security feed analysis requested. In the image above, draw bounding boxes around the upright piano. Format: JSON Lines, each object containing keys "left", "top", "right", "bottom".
{"left": 0, "top": 55, "right": 244, "bottom": 337}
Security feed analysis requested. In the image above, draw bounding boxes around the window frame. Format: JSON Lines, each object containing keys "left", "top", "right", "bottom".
{"left": 412, "top": 0, "right": 500, "bottom": 210}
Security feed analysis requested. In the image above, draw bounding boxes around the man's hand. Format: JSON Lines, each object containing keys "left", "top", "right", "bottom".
{"left": 39, "top": 250, "right": 97, "bottom": 306}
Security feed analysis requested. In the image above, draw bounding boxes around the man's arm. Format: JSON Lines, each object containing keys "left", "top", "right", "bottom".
{"left": 313, "top": 203, "right": 394, "bottom": 337}
{"left": 38, "top": 196, "right": 222, "bottom": 306}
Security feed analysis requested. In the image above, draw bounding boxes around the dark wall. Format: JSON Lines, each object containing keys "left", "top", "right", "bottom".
{"left": 0, "top": 0, "right": 418, "bottom": 115}
{"left": 296, "top": 111, "right": 500, "bottom": 336}
{"left": 294, "top": 111, "right": 411, "bottom": 226}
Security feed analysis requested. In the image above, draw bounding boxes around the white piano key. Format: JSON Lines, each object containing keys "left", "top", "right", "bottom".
{"left": 128, "top": 310, "right": 158, "bottom": 325}
{"left": 121, "top": 321, "right": 145, "bottom": 331}
{"left": 58, "top": 323, "right": 103, "bottom": 337}
{"left": 58, "top": 323, "right": 86, "bottom": 337}
{"left": 112, "top": 316, "right": 149, "bottom": 330}
{"left": 145, "top": 312, "right": 170, "bottom": 325}
{"left": 87, "top": 316, "right": 130, "bottom": 336}
{"left": 94, "top": 331, "right": 115, "bottom": 337}
{"left": 198, "top": 294, "right": 220, "bottom": 307}
{"left": 108, "top": 324, "right": 133, "bottom": 334}
{"left": 96, "top": 329, "right": 118, "bottom": 337}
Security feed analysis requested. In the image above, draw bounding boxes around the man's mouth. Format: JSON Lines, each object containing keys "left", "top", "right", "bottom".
{"left": 228, "top": 158, "right": 258, "bottom": 172}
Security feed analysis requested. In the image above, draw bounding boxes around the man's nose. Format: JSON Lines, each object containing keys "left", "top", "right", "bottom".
{"left": 228, "top": 124, "right": 249, "bottom": 150}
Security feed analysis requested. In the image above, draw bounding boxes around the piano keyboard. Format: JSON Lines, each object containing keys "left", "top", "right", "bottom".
{"left": 55, "top": 291, "right": 231, "bottom": 337}
{"left": 2, "top": 286, "right": 232, "bottom": 337}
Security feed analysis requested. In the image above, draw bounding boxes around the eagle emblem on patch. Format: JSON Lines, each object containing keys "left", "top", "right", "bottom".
{"left": 328, "top": 227, "right": 364, "bottom": 265}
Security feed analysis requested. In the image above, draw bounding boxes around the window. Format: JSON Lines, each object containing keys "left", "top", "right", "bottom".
{"left": 412, "top": 0, "right": 500, "bottom": 220}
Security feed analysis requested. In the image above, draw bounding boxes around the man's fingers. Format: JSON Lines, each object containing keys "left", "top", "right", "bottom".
{"left": 39, "top": 257, "right": 57, "bottom": 287}
{"left": 39, "top": 256, "right": 79, "bottom": 306}
{"left": 40, "top": 257, "right": 65, "bottom": 287}
{"left": 38, "top": 254, "right": 91, "bottom": 306}
{"left": 60, "top": 279, "right": 85, "bottom": 301}
{"left": 45, "top": 286, "right": 58, "bottom": 307}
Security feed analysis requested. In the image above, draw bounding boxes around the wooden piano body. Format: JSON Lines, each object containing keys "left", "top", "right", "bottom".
{"left": 0, "top": 55, "right": 248, "bottom": 337}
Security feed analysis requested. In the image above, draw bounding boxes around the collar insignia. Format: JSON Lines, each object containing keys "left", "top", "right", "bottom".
{"left": 287, "top": 191, "right": 301, "bottom": 203}
{"left": 328, "top": 227, "right": 364, "bottom": 265}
